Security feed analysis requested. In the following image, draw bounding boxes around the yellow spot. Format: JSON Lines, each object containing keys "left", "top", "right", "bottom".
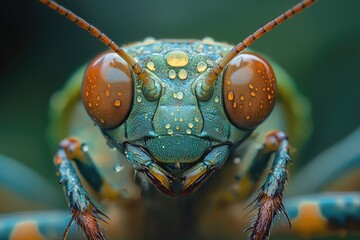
{"left": 246, "top": 115, "right": 250, "bottom": 120}
{"left": 179, "top": 117, "right": 183, "bottom": 122}
{"left": 168, "top": 69, "right": 176, "bottom": 79}
{"left": 240, "top": 95, "right": 245, "bottom": 101}
{"left": 214, "top": 96, "right": 220, "bottom": 103}
{"left": 267, "top": 94, "right": 272, "bottom": 100}
{"left": 194, "top": 117, "right": 199, "bottom": 122}
{"left": 178, "top": 69, "right": 188, "bottom": 80}
{"left": 226, "top": 80, "right": 232, "bottom": 85}
{"left": 173, "top": 92, "right": 178, "bottom": 99}
{"left": 251, "top": 91, "right": 256, "bottom": 97}
{"left": 188, "top": 123, "right": 194, "bottom": 128}
{"left": 227, "top": 91, "right": 234, "bottom": 101}
{"left": 165, "top": 123, "right": 171, "bottom": 129}
{"left": 101, "top": 118, "right": 105, "bottom": 123}
{"left": 186, "top": 129, "right": 192, "bottom": 134}
{"left": 260, "top": 104, "right": 263, "bottom": 109}
{"left": 10, "top": 220, "right": 45, "bottom": 240}
{"left": 165, "top": 50, "right": 189, "bottom": 67}
{"left": 118, "top": 92, "right": 122, "bottom": 96}
{"left": 197, "top": 61, "right": 207, "bottom": 72}
{"left": 248, "top": 101, "right": 252, "bottom": 106}
{"left": 249, "top": 84, "right": 254, "bottom": 89}
{"left": 232, "top": 101, "right": 237, "bottom": 109}
{"left": 96, "top": 95, "right": 100, "bottom": 101}
{"left": 257, "top": 69, "right": 261, "bottom": 74}
{"left": 88, "top": 102, "right": 92, "bottom": 108}
{"left": 170, "top": 112, "right": 175, "bottom": 116}
{"left": 113, "top": 99, "right": 121, "bottom": 107}
{"left": 176, "top": 125, "right": 180, "bottom": 130}
{"left": 86, "top": 91, "right": 89, "bottom": 96}
{"left": 136, "top": 96, "right": 142, "bottom": 103}
{"left": 292, "top": 202, "right": 328, "bottom": 235}
{"left": 167, "top": 129, "right": 174, "bottom": 135}
{"left": 146, "top": 61, "right": 155, "bottom": 71}
{"left": 106, "top": 90, "right": 110, "bottom": 97}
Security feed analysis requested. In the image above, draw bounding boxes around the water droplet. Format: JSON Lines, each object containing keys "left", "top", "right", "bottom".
{"left": 81, "top": 144, "right": 89, "bottom": 152}
{"left": 165, "top": 123, "right": 171, "bottom": 129}
{"left": 251, "top": 92, "right": 256, "bottom": 97}
{"left": 267, "top": 94, "right": 272, "bottom": 100}
{"left": 100, "top": 118, "right": 105, "bottom": 123}
{"left": 246, "top": 115, "right": 250, "bottom": 120}
{"left": 178, "top": 69, "right": 188, "bottom": 80}
{"left": 105, "top": 90, "right": 110, "bottom": 96}
{"left": 146, "top": 61, "right": 155, "bottom": 71}
{"left": 113, "top": 99, "right": 121, "bottom": 107}
{"left": 188, "top": 123, "right": 194, "bottom": 128}
{"left": 248, "top": 101, "right": 252, "bottom": 106}
{"left": 240, "top": 95, "right": 245, "bottom": 101}
{"left": 167, "top": 129, "right": 174, "bottom": 135}
{"left": 165, "top": 50, "right": 189, "bottom": 67}
{"left": 168, "top": 69, "right": 176, "bottom": 79}
{"left": 88, "top": 102, "right": 92, "bottom": 108}
{"left": 96, "top": 95, "right": 100, "bottom": 101}
{"left": 233, "top": 101, "right": 237, "bottom": 109}
{"left": 177, "top": 92, "right": 184, "bottom": 100}
{"left": 249, "top": 84, "right": 254, "bottom": 89}
{"left": 114, "top": 163, "right": 124, "bottom": 172}
{"left": 194, "top": 117, "right": 199, "bottom": 122}
{"left": 176, "top": 125, "right": 180, "bottom": 130}
{"left": 173, "top": 92, "right": 178, "bottom": 99}
{"left": 197, "top": 61, "right": 207, "bottom": 73}
{"left": 214, "top": 96, "right": 220, "bottom": 103}
{"left": 227, "top": 91, "right": 234, "bottom": 101}
{"left": 233, "top": 157, "right": 241, "bottom": 164}
{"left": 86, "top": 91, "right": 89, "bottom": 96}
{"left": 136, "top": 96, "right": 142, "bottom": 103}
{"left": 186, "top": 129, "right": 192, "bottom": 134}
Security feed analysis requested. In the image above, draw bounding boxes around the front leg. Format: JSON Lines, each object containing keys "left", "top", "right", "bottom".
{"left": 246, "top": 130, "right": 291, "bottom": 240}
{"left": 54, "top": 138, "right": 108, "bottom": 240}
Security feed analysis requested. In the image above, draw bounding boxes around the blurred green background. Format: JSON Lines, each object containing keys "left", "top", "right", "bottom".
{"left": 0, "top": 0, "right": 359, "bottom": 187}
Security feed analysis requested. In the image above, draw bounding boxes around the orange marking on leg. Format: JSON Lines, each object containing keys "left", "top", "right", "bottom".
{"left": 10, "top": 220, "right": 45, "bottom": 240}
{"left": 292, "top": 201, "right": 328, "bottom": 236}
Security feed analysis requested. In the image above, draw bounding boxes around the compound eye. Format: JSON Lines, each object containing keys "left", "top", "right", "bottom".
{"left": 82, "top": 52, "right": 133, "bottom": 129}
{"left": 223, "top": 53, "right": 276, "bottom": 130}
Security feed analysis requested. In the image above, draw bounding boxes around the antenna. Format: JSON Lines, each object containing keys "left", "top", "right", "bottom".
{"left": 201, "top": 0, "right": 317, "bottom": 93}
{"left": 38, "top": 0, "right": 156, "bottom": 90}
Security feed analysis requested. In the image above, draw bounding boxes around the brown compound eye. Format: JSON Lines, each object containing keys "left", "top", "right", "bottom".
{"left": 223, "top": 53, "right": 276, "bottom": 130}
{"left": 82, "top": 52, "right": 133, "bottom": 129}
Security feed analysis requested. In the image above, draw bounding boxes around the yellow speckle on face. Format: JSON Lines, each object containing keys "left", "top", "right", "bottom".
{"left": 178, "top": 69, "right": 188, "bottom": 80}
{"left": 227, "top": 91, "right": 234, "bottom": 101}
{"left": 197, "top": 61, "right": 207, "bottom": 72}
{"left": 168, "top": 69, "right": 176, "bottom": 79}
{"left": 146, "top": 61, "right": 155, "bottom": 71}
{"left": 165, "top": 50, "right": 189, "bottom": 67}
{"left": 10, "top": 220, "right": 45, "bottom": 240}
{"left": 113, "top": 99, "right": 121, "bottom": 107}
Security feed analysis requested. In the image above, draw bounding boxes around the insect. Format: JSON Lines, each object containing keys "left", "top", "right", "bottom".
{"left": 1, "top": 0, "right": 360, "bottom": 239}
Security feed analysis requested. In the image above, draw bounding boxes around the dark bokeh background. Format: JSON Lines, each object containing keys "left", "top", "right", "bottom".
{"left": 1, "top": 0, "right": 359, "bottom": 186}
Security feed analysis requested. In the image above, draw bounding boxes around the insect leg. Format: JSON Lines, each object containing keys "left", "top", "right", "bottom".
{"left": 55, "top": 137, "right": 108, "bottom": 240}
{"left": 244, "top": 130, "right": 291, "bottom": 240}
